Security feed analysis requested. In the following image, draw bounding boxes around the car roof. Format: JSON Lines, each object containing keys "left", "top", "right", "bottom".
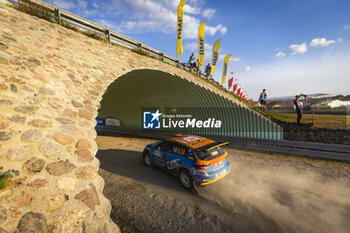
{"left": 167, "top": 135, "right": 215, "bottom": 149}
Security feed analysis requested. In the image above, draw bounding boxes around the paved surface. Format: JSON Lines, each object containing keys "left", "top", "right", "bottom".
{"left": 96, "top": 136, "right": 350, "bottom": 233}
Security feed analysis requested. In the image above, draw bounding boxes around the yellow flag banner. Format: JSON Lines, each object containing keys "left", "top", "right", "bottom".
{"left": 211, "top": 39, "right": 221, "bottom": 76}
{"left": 176, "top": 0, "right": 186, "bottom": 58}
{"left": 198, "top": 21, "right": 206, "bottom": 68}
{"left": 221, "top": 54, "right": 232, "bottom": 84}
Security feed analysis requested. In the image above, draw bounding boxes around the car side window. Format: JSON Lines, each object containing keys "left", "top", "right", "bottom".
{"left": 170, "top": 143, "right": 187, "bottom": 156}
{"left": 157, "top": 141, "right": 173, "bottom": 152}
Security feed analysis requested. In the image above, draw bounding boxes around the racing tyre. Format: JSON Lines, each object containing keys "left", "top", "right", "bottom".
{"left": 179, "top": 169, "right": 193, "bottom": 189}
{"left": 143, "top": 151, "right": 152, "bottom": 167}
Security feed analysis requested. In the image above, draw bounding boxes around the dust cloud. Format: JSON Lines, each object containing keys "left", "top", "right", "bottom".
{"left": 199, "top": 155, "right": 350, "bottom": 233}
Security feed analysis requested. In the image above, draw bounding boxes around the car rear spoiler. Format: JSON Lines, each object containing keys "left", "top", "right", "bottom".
{"left": 207, "top": 142, "right": 229, "bottom": 151}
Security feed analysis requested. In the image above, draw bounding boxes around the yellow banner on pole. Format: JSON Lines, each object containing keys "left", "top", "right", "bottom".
{"left": 211, "top": 39, "right": 221, "bottom": 76}
{"left": 221, "top": 55, "right": 232, "bottom": 84}
{"left": 176, "top": 0, "right": 186, "bottom": 58}
{"left": 198, "top": 21, "right": 206, "bottom": 68}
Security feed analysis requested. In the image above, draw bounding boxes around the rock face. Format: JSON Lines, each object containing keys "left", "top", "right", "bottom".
{"left": 46, "top": 161, "right": 76, "bottom": 176}
{"left": 0, "top": 3, "right": 246, "bottom": 233}
{"left": 44, "top": 193, "right": 69, "bottom": 212}
{"left": 17, "top": 212, "right": 47, "bottom": 233}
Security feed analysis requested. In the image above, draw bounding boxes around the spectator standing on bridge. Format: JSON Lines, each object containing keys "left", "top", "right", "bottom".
{"left": 188, "top": 53, "right": 195, "bottom": 73}
{"left": 194, "top": 59, "right": 200, "bottom": 75}
{"left": 205, "top": 63, "right": 211, "bottom": 79}
{"left": 294, "top": 94, "right": 307, "bottom": 126}
{"left": 259, "top": 89, "right": 268, "bottom": 110}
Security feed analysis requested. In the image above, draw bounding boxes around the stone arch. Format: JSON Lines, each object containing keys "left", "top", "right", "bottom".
{"left": 0, "top": 4, "right": 280, "bottom": 232}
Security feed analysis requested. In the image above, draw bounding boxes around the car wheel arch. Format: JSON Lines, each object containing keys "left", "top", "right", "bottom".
{"left": 177, "top": 166, "right": 193, "bottom": 179}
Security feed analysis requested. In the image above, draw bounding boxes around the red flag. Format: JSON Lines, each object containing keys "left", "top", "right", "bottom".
{"left": 233, "top": 78, "right": 238, "bottom": 92}
{"left": 236, "top": 84, "right": 241, "bottom": 95}
{"left": 227, "top": 71, "right": 234, "bottom": 90}
{"left": 239, "top": 88, "right": 244, "bottom": 98}
{"left": 228, "top": 77, "right": 234, "bottom": 89}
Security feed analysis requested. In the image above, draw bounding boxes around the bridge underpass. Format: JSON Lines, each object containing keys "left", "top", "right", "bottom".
{"left": 0, "top": 3, "right": 285, "bottom": 232}
{"left": 98, "top": 69, "right": 283, "bottom": 140}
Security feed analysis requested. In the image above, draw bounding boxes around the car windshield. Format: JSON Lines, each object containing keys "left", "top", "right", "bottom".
{"left": 195, "top": 143, "right": 225, "bottom": 161}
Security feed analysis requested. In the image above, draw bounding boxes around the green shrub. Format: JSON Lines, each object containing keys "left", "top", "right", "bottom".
{"left": 82, "top": 31, "right": 108, "bottom": 43}
{"left": 0, "top": 174, "right": 12, "bottom": 190}
{"left": 14, "top": 0, "right": 56, "bottom": 23}
{"left": 0, "top": 180, "right": 6, "bottom": 190}
{"left": 131, "top": 48, "right": 150, "bottom": 57}
{"left": 60, "top": 21, "right": 78, "bottom": 32}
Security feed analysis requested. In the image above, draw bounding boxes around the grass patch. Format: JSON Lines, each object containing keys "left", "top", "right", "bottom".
{"left": 59, "top": 21, "right": 78, "bottom": 32}
{"left": 269, "top": 113, "right": 349, "bottom": 129}
{"left": 82, "top": 31, "right": 108, "bottom": 43}
{"left": 131, "top": 48, "right": 151, "bottom": 57}
{"left": 12, "top": 0, "right": 56, "bottom": 23}
{"left": 0, "top": 174, "right": 12, "bottom": 190}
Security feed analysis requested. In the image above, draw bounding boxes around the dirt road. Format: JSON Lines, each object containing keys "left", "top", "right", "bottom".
{"left": 96, "top": 136, "right": 350, "bottom": 233}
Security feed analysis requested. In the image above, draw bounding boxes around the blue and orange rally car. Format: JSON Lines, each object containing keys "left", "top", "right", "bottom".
{"left": 142, "top": 135, "right": 230, "bottom": 189}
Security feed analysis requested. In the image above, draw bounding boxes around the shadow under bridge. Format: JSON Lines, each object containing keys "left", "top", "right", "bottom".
{"left": 98, "top": 69, "right": 283, "bottom": 140}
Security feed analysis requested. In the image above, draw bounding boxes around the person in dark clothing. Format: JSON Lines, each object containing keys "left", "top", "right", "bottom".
{"left": 259, "top": 89, "right": 268, "bottom": 110}
{"left": 205, "top": 63, "right": 211, "bottom": 79}
{"left": 194, "top": 59, "right": 200, "bottom": 75}
{"left": 294, "top": 94, "right": 307, "bottom": 126}
{"left": 188, "top": 53, "right": 195, "bottom": 73}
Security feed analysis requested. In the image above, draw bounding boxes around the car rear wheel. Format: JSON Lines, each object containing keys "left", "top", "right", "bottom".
{"left": 179, "top": 169, "right": 193, "bottom": 189}
{"left": 143, "top": 152, "right": 152, "bottom": 167}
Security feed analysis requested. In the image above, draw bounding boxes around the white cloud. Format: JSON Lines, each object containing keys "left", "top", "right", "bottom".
{"left": 202, "top": 8, "right": 216, "bottom": 19}
{"left": 242, "top": 51, "right": 350, "bottom": 97}
{"left": 77, "top": 0, "right": 87, "bottom": 9}
{"left": 206, "top": 24, "right": 227, "bottom": 36}
{"left": 94, "top": 19, "right": 118, "bottom": 30}
{"left": 276, "top": 51, "right": 286, "bottom": 58}
{"left": 343, "top": 25, "right": 350, "bottom": 30}
{"left": 184, "top": 42, "right": 197, "bottom": 51}
{"left": 92, "top": 2, "right": 99, "bottom": 9}
{"left": 51, "top": 0, "right": 76, "bottom": 10}
{"left": 219, "top": 26, "right": 228, "bottom": 35}
{"left": 310, "top": 38, "right": 335, "bottom": 47}
{"left": 289, "top": 42, "right": 308, "bottom": 55}
{"left": 338, "top": 38, "right": 343, "bottom": 42}
{"left": 245, "top": 66, "right": 251, "bottom": 71}
{"left": 183, "top": 5, "right": 200, "bottom": 14}
{"left": 231, "top": 57, "right": 241, "bottom": 62}
{"left": 97, "top": 0, "right": 226, "bottom": 39}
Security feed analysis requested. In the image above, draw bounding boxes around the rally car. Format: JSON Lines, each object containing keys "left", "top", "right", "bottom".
{"left": 142, "top": 135, "right": 230, "bottom": 189}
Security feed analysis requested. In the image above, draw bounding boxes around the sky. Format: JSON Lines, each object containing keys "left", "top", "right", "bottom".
{"left": 45, "top": 0, "right": 350, "bottom": 99}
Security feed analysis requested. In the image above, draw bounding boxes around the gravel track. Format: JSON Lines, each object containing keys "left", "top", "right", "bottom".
{"left": 96, "top": 136, "right": 350, "bottom": 233}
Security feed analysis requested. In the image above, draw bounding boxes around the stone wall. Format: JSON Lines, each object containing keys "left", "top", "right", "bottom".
{"left": 0, "top": 4, "right": 255, "bottom": 232}
{"left": 281, "top": 123, "right": 350, "bottom": 145}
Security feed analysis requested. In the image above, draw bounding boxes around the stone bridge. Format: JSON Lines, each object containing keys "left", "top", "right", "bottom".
{"left": 0, "top": 4, "right": 281, "bottom": 233}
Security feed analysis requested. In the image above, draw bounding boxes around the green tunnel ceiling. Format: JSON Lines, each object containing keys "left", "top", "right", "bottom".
{"left": 98, "top": 69, "right": 283, "bottom": 140}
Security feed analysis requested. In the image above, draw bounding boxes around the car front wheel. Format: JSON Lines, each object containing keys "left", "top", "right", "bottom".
{"left": 178, "top": 169, "right": 193, "bottom": 189}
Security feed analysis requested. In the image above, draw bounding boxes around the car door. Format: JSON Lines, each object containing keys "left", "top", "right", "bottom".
{"left": 166, "top": 143, "right": 196, "bottom": 175}
{"left": 152, "top": 141, "right": 173, "bottom": 168}
{"left": 162, "top": 142, "right": 183, "bottom": 174}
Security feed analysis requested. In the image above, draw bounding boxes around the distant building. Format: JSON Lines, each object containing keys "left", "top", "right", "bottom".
{"left": 265, "top": 93, "right": 332, "bottom": 113}
{"left": 327, "top": 100, "right": 350, "bottom": 109}
{"left": 266, "top": 93, "right": 332, "bottom": 101}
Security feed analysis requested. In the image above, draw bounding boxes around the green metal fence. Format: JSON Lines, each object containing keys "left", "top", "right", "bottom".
{"left": 98, "top": 69, "right": 283, "bottom": 140}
